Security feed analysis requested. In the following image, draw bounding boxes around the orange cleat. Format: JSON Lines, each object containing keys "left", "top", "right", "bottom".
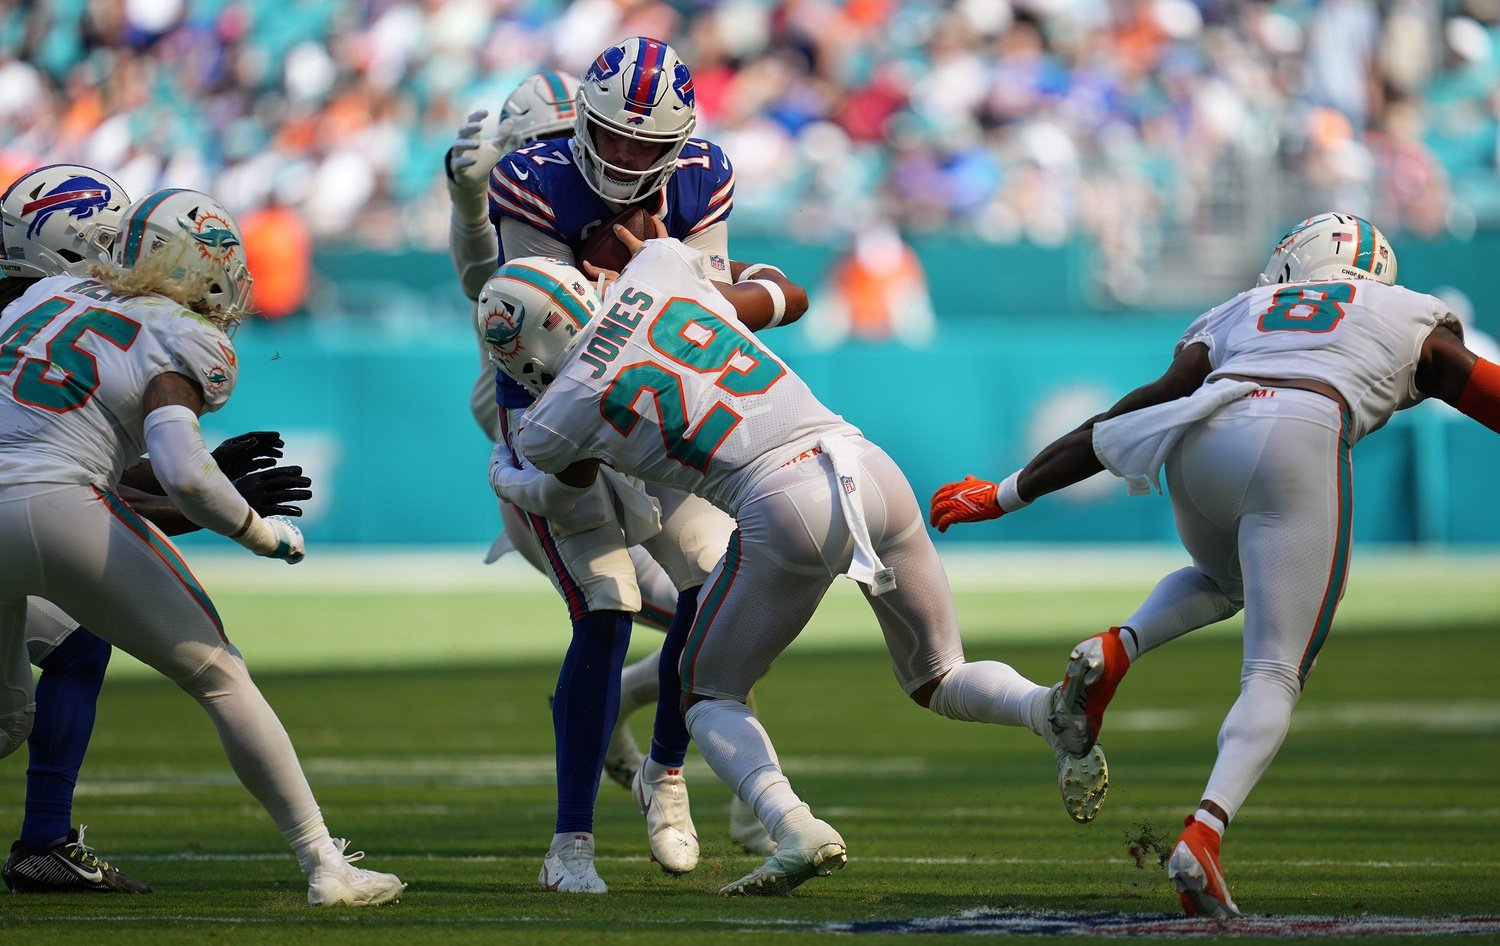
{"left": 1049, "top": 628, "right": 1130, "bottom": 757}
{"left": 1168, "top": 815, "right": 1240, "bottom": 918}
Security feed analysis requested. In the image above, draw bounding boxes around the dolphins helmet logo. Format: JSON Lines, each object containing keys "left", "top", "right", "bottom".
{"left": 19, "top": 176, "right": 112, "bottom": 240}
{"left": 483, "top": 299, "right": 526, "bottom": 356}
{"left": 178, "top": 210, "right": 240, "bottom": 263}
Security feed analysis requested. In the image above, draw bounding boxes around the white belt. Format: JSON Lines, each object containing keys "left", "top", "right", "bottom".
{"left": 818, "top": 435, "right": 896, "bottom": 596}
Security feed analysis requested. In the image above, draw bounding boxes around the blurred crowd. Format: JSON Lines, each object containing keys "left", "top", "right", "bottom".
{"left": 2, "top": 0, "right": 1497, "bottom": 281}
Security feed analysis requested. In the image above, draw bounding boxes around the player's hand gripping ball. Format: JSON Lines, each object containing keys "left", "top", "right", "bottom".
{"left": 578, "top": 207, "right": 658, "bottom": 274}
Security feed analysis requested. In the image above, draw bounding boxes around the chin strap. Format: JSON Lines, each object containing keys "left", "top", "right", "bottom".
{"left": 1457, "top": 357, "right": 1500, "bottom": 433}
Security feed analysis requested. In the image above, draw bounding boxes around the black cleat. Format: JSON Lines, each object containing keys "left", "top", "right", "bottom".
{"left": 3, "top": 826, "right": 151, "bottom": 894}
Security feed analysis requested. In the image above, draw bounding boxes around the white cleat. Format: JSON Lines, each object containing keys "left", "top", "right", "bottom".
{"left": 632, "top": 766, "right": 699, "bottom": 874}
{"left": 538, "top": 833, "right": 608, "bottom": 894}
{"left": 720, "top": 818, "right": 846, "bottom": 896}
{"left": 729, "top": 795, "right": 777, "bottom": 857}
{"left": 1042, "top": 684, "right": 1110, "bottom": 824}
{"left": 603, "top": 722, "right": 645, "bottom": 791}
{"left": 306, "top": 839, "right": 405, "bottom": 907}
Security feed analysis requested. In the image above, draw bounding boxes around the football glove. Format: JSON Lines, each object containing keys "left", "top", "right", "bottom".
{"left": 212, "top": 430, "right": 283, "bottom": 480}
{"left": 260, "top": 515, "right": 306, "bottom": 564}
{"left": 445, "top": 109, "right": 511, "bottom": 220}
{"left": 929, "top": 475, "right": 1002, "bottom": 533}
{"left": 235, "top": 465, "right": 312, "bottom": 518}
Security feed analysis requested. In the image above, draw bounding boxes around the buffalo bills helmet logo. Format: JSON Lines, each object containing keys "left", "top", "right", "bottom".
{"left": 672, "top": 63, "right": 695, "bottom": 108}
{"left": 19, "top": 176, "right": 112, "bottom": 240}
{"left": 587, "top": 45, "right": 625, "bottom": 82}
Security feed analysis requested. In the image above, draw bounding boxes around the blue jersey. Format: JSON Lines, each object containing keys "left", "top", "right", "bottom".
{"left": 487, "top": 136, "right": 735, "bottom": 409}
{"left": 487, "top": 136, "right": 734, "bottom": 253}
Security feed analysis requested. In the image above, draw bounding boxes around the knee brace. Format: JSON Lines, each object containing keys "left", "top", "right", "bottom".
{"left": 0, "top": 706, "right": 35, "bottom": 760}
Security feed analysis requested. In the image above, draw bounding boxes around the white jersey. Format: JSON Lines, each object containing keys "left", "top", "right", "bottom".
{"left": 1178, "top": 279, "right": 1459, "bottom": 441}
{"left": 0, "top": 274, "right": 238, "bottom": 487}
{"left": 519, "top": 240, "right": 858, "bottom": 513}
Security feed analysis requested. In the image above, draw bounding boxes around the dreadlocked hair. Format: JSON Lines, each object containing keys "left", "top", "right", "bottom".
{"left": 90, "top": 230, "right": 238, "bottom": 333}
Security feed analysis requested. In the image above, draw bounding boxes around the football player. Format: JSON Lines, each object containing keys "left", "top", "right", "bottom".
{"left": 447, "top": 44, "right": 775, "bottom": 893}
{"left": 477, "top": 230, "right": 1109, "bottom": 897}
{"left": 930, "top": 213, "right": 1500, "bottom": 918}
{"left": 0, "top": 165, "right": 311, "bottom": 894}
{"left": 0, "top": 186, "right": 403, "bottom": 906}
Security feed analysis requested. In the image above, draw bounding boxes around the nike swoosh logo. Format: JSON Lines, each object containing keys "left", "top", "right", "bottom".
{"left": 954, "top": 486, "right": 990, "bottom": 510}
{"left": 67, "top": 861, "right": 104, "bottom": 884}
{"left": 513, "top": 164, "right": 530, "bottom": 181}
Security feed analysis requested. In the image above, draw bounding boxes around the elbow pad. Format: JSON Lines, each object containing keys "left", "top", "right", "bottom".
{"left": 1458, "top": 357, "right": 1500, "bottom": 433}
{"left": 143, "top": 405, "right": 255, "bottom": 539}
{"left": 450, "top": 214, "right": 499, "bottom": 302}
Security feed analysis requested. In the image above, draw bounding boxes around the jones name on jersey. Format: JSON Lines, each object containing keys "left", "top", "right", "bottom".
{"left": 518, "top": 240, "right": 856, "bottom": 513}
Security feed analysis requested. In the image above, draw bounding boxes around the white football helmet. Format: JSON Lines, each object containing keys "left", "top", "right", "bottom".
{"left": 572, "top": 37, "right": 697, "bottom": 204}
{"left": 500, "top": 71, "right": 582, "bottom": 153}
{"left": 477, "top": 258, "right": 599, "bottom": 395}
{"left": 0, "top": 164, "right": 129, "bottom": 279}
{"left": 113, "top": 188, "right": 254, "bottom": 324}
{"left": 1258, "top": 212, "right": 1397, "bottom": 287}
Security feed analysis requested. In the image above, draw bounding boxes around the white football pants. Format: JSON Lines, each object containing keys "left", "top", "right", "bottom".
{"left": 1161, "top": 388, "right": 1353, "bottom": 822}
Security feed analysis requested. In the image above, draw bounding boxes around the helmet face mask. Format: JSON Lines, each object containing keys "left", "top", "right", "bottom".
{"left": 0, "top": 164, "right": 129, "bottom": 279}
{"left": 499, "top": 71, "right": 581, "bottom": 153}
{"left": 1258, "top": 213, "right": 1397, "bottom": 288}
{"left": 570, "top": 37, "right": 697, "bottom": 205}
{"left": 111, "top": 188, "right": 254, "bottom": 329}
{"left": 477, "top": 258, "right": 600, "bottom": 396}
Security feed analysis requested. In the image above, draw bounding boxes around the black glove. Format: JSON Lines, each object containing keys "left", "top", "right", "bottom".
{"left": 212, "top": 430, "right": 284, "bottom": 481}
{"left": 235, "top": 465, "right": 313, "bottom": 518}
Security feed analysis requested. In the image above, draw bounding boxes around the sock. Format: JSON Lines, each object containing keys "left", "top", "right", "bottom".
{"left": 21, "top": 629, "right": 111, "bottom": 849}
{"left": 1117, "top": 626, "right": 1142, "bottom": 663}
{"left": 553, "top": 611, "right": 632, "bottom": 834}
{"left": 928, "top": 661, "right": 1049, "bottom": 735}
{"left": 648, "top": 589, "right": 697, "bottom": 768}
{"left": 1192, "top": 808, "right": 1226, "bottom": 837}
{"left": 685, "top": 698, "right": 811, "bottom": 840}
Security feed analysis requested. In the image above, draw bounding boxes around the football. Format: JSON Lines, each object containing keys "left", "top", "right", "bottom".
{"left": 577, "top": 207, "right": 656, "bottom": 273}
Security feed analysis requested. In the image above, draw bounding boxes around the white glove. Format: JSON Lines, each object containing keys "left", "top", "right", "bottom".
{"left": 260, "top": 515, "right": 306, "bottom": 564}
{"left": 446, "top": 109, "right": 510, "bottom": 223}
{"left": 489, "top": 442, "right": 588, "bottom": 522}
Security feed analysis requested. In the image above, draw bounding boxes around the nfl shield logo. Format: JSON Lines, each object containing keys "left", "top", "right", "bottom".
{"left": 841, "top": 475, "right": 856, "bottom": 495}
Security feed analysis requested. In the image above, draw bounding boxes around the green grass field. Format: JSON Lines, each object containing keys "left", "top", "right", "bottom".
{"left": 2, "top": 551, "right": 1498, "bottom": 944}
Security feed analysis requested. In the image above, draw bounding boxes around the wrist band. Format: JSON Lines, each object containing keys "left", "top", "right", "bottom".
{"left": 738, "top": 263, "right": 785, "bottom": 284}
{"left": 997, "top": 471, "right": 1031, "bottom": 513}
{"left": 747, "top": 278, "right": 787, "bottom": 327}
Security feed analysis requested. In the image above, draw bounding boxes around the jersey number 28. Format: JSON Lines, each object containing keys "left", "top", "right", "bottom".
{"left": 602, "top": 300, "right": 785, "bottom": 471}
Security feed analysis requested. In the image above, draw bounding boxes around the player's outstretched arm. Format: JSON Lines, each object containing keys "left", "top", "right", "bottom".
{"left": 717, "top": 260, "right": 808, "bottom": 331}
{"left": 930, "top": 343, "right": 1212, "bottom": 532}
{"left": 1418, "top": 324, "right": 1500, "bottom": 434}
{"left": 446, "top": 109, "right": 509, "bottom": 299}
{"left": 140, "top": 372, "right": 305, "bottom": 563}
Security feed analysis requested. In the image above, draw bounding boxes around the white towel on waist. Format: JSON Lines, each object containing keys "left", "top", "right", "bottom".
{"left": 819, "top": 434, "right": 897, "bottom": 596}
{"left": 1092, "top": 380, "right": 1259, "bottom": 496}
{"left": 599, "top": 467, "right": 663, "bottom": 547}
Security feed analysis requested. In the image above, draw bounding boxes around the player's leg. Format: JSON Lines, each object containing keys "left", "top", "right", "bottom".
{"left": 6, "top": 600, "right": 151, "bottom": 893}
{"left": 6, "top": 486, "right": 402, "bottom": 905}
{"left": 1052, "top": 519, "right": 1247, "bottom": 759}
{"left": 625, "top": 488, "right": 736, "bottom": 872}
{"left": 682, "top": 468, "right": 850, "bottom": 895}
{"left": 1167, "top": 394, "right": 1350, "bottom": 917}
{"left": 834, "top": 441, "right": 1108, "bottom": 823}
{"left": 601, "top": 545, "right": 677, "bottom": 791}
{"left": 521, "top": 508, "right": 639, "bottom": 892}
